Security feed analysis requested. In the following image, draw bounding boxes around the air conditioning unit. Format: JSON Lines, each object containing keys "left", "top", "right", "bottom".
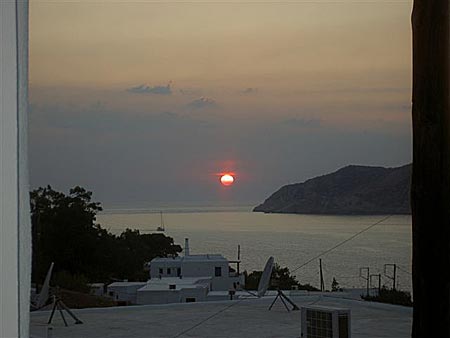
{"left": 301, "top": 306, "right": 351, "bottom": 338}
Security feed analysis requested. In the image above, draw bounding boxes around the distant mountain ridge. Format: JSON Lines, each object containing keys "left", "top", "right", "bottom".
{"left": 254, "top": 164, "right": 411, "bottom": 215}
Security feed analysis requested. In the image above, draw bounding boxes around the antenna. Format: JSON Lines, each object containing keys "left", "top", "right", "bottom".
{"left": 370, "top": 274, "right": 382, "bottom": 295}
{"left": 257, "top": 256, "right": 274, "bottom": 297}
{"left": 384, "top": 263, "right": 397, "bottom": 290}
{"left": 265, "top": 257, "right": 299, "bottom": 311}
{"left": 359, "top": 267, "right": 370, "bottom": 297}
{"left": 319, "top": 259, "right": 325, "bottom": 292}
{"left": 237, "top": 245, "right": 241, "bottom": 274}
{"left": 35, "top": 262, "right": 54, "bottom": 309}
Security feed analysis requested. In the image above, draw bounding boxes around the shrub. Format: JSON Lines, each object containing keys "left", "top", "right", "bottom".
{"left": 362, "top": 286, "right": 412, "bottom": 307}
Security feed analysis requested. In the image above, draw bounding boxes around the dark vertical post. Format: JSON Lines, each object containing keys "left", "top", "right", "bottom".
{"left": 383, "top": 263, "right": 397, "bottom": 290}
{"left": 360, "top": 267, "right": 370, "bottom": 297}
{"left": 378, "top": 274, "right": 381, "bottom": 294}
{"left": 411, "top": 1, "right": 449, "bottom": 336}
{"left": 393, "top": 264, "right": 397, "bottom": 291}
{"left": 237, "top": 245, "right": 240, "bottom": 275}
{"left": 366, "top": 268, "right": 370, "bottom": 297}
{"left": 319, "top": 259, "right": 324, "bottom": 292}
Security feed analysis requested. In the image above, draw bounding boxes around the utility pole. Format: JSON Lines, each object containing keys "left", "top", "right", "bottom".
{"left": 319, "top": 259, "right": 325, "bottom": 292}
{"left": 237, "top": 245, "right": 240, "bottom": 275}
{"left": 359, "top": 267, "right": 370, "bottom": 297}
{"left": 384, "top": 264, "right": 397, "bottom": 290}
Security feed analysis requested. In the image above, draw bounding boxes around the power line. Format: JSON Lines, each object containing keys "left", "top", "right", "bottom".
{"left": 172, "top": 299, "right": 244, "bottom": 338}
{"left": 290, "top": 215, "right": 393, "bottom": 274}
{"left": 174, "top": 214, "right": 395, "bottom": 337}
{"left": 397, "top": 266, "right": 412, "bottom": 275}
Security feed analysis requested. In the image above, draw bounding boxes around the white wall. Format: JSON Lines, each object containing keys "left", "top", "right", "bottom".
{"left": 0, "top": 1, "right": 30, "bottom": 337}
{"left": 107, "top": 284, "right": 146, "bottom": 304}
{"left": 180, "top": 288, "right": 208, "bottom": 303}
{"left": 136, "top": 288, "right": 208, "bottom": 305}
{"left": 137, "top": 290, "right": 179, "bottom": 305}
{"left": 150, "top": 260, "right": 242, "bottom": 291}
{"left": 150, "top": 261, "right": 181, "bottom": 278}
{"left": 182, "top": 261, "right": 233, "bottom": 291}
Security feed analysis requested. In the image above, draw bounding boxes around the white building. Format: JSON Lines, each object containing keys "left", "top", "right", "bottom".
{"left": 107, "top": 282, "right": 147, "bottom": 304}
{"left": 136, "top": 277, "right": 211, "bottom": 305}
{"left": 88, "top": 283, "right": 106, "bottom": 297}
{"left": 148, "top": 239, "right": 245, "bottom": 291}
{"left": 106, "top": 239, "right": 245, "bottom": 305}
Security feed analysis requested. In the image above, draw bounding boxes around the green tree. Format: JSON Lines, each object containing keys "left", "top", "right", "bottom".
{"left": 245, "top": 264, "right": 319, "bottom": 291}
{"left": 331, "top": 277, "right": 341, "bottom": 292}
{"left": 114, "top": 229, "right": 181, "bottom": 280}
{"left": 31, "top": 186, "right": 103, "bottom": 282}
{"left": 31, "top": 186, "right": 182, "bottom": 286}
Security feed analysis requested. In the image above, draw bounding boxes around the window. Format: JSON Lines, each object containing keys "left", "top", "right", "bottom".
{"left": 215, "top": 267, "right": 222, "bottom": 277}
{"left": 167, "top": 268, "right": 171, "bottom": 275}
{"left": 185, "top": 298, "right": 196, "bottom": 303}
{"left": 159, "top": 268, "right": 163, "bottom": 275}
{"left": 177, "top": 268, "right": 181, "bottom": 277}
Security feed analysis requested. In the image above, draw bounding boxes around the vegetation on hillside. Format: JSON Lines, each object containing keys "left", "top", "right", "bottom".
{"left": 362, "top": 286, "right": 413, "bottom": 307}
{"left": 254, "top": 164, "right": 411, "bottom": 215}
{"left": 54, "top": 289, "right": 118, "bottom": 309}
{"left": 245, "top": 263, "right": 319, "bottom": 291}
{"left": 31, "top": 186, "right": 182, "bottom": 288}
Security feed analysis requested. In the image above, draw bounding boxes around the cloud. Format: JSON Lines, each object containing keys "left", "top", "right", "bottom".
{"left": 186, "top": 97, "right": 217, "bottom": 110}
{"left": 127, "top": 83, "right": 172, "bottom": 95}
{"left": 30, "top": 102, "right": 215, "bottom": 133}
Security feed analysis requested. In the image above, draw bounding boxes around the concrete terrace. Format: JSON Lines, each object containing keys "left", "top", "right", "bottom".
{"left": 30, "top": 293, "right": 412, "bottom": 338}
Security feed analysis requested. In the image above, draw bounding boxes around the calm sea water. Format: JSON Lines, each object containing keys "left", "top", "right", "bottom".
{"left": 97, "top": 208, "right": 412, "bottom": 292}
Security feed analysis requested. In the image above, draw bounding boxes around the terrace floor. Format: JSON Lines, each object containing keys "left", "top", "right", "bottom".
{"left": 30, "top": 292, "right": 412, "bottom": 338}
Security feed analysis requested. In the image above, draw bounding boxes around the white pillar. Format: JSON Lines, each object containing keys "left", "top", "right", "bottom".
{"left": 0, "top": 1, "right": 30, "bottom": 337}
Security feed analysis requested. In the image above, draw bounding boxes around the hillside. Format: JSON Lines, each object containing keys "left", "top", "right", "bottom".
{"left": 253, "top": 164, "right": 411, "bottom": 215}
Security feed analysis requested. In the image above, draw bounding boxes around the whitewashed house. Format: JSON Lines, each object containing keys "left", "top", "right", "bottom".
{"left": 107, "top": 282, "right": 146, "bottom": 304}
{"left": 106, "top": 239, "right": 245, "bottom": 305}
{"left": 136, "top": 277, "right": 211, "bottom": 304}
{"left": 147, "top": 239, "right": 245, "bottom": 292}
{"left": 88, "top": 283, "right": 106, "bottom": 297}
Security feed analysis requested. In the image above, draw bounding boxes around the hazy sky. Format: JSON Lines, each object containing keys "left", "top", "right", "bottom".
{"left": 29, "top": 0, "right": 413, "bottom": 208}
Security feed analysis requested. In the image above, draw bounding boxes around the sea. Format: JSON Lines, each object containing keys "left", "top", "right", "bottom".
{"left": 97, "top": 206, "right": 412, "bottom": 292}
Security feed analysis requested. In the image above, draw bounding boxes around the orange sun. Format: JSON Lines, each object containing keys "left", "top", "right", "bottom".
{"left": 220, "top": 174, "right": 235, "bottom": 186}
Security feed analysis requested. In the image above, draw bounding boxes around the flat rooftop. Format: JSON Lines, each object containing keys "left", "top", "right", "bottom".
{"left": 139, "top": 277, "right": 212, "bottom": 291}
{"left": 30, "top": 292, "right": 412, "bottom": 338}
{"left": 151, "top": 254, "right": 227, "bottom": 263}
{"left": 108, "top": 282, "right": 147, "bottom": 287}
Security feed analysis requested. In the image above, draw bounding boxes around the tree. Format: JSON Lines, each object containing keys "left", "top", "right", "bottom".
{"left": 31, "top": 186, "right": 103, "bottom": 282}
{"left": 331, "top": 277, "right": 341, "bottom": 292}
{"left": 30, "top": 186, "right": 182, "bottom": 286}
{"left": 245, "top": 264, "right": 318, "bottom": 291}
{"left": 411, "top": 1, "right": 449, "bottom": 336}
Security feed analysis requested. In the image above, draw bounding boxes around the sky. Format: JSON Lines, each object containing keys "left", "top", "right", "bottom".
{"left": 29, "top": 0, "right": 413, "bottom": 208}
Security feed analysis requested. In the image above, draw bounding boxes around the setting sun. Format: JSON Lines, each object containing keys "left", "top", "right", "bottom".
{"left": 220, "top": 174, "right": 235, "bottom": 186}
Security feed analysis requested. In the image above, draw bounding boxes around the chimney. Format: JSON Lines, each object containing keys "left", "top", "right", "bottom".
{"left": 184, "top": 238, "right": 190, "bottom": 256}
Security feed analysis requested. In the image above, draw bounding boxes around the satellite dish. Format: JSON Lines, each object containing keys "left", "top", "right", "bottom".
{"left": 35, "top": 262, "right": 54, "bottom": 309}
{"left": 257, "top": 256, "right": 274, "bottom": 297}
